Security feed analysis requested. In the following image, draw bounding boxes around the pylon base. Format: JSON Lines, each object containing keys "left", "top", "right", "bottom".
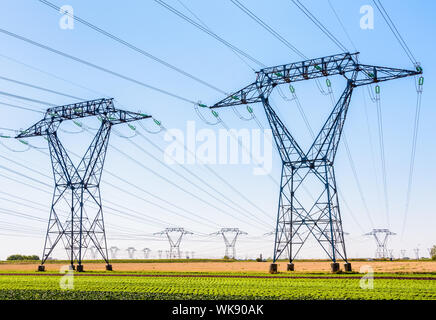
{"left": 331, "top": 263, "right": 340, "bottom": 273}
{"left": 37, "top": 265, "right": 45, "bottom": 272}
{"left": 269, "top": 263, "right": 278, "bottom": 274}
{"left": 106, "top": 264, "right": 113, "bottom": 271}
{"left": 344, "top": 263, "right": 352, "bottom": 272}
{"left": 287, "top": 263, "right": 295, "bottom": 271}
{"left": 76, "top": 265, "right": 84, "bottom": 272}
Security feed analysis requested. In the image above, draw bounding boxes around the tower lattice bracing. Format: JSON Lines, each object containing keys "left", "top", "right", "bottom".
{"left": 209, "top": 52, "right": 421, "bottom": 272}
{"left": 16, "top": 98, "right": 151, "bottom": 271}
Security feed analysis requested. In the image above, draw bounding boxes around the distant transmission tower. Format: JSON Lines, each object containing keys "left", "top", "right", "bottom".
{"left": 17, "top": 98, "right": 151, "bottom": 271}
{"left": 400, "top": 249, "right": 406, "bottom": 259}
{"left": 414, "top": 248, "right": 420, "bottom": 260}
{"left": 158, "top": 250, "right": 163, "bottom": 259}
{"left": 209, "top": 53, "right": 420, "bottom": 273}
{"left": 365, "top": 229, "right": 396, "bottom": 259}
{"left": 211, "top": 228, "right": 247, "bottom": 259}
{"left": 110, "top": 246, "right": 120, "bottom": 259}
{"left": 126, "top": 247, "right": 136, "bottom": 259}
{"left": 154, "top": 228, "right": 193, "bottom": 259}
{"left": 142, "top": 248, "right": 150, "bottom": 259}
{"left": 389, "top": 249, "right": 394, "bottom": 260}
{"left": 191, "top": 251, "right": 195, "bottom": 259}
{"left": 89, "top": 246, "right": 97, "bottom": 260}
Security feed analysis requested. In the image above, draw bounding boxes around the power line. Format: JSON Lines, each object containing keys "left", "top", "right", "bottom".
{"left": 290, "top": 0, "right": 348, "bottom": 53}
{"left": 0, "top": 52, "right": 108, "bottom": 98}
{"left": 0, "top": 75, "right": 84, "bottom": 100}
{"left": 401, "top": 77, "right": 424, "bottom": 237}
{"left": 107, "top": 134, "right": 266, "bottom": 230}
{"left": 230, "top": 0, "right": 306, "bottom": 59}
{"left": 361, "top": 90, "right": 383, "bottom": 221}
{"left": 176, "top": 0, "right": 256, "bottom": 71}
{"left": 324, "top": 84, "right": 375, "bottom": 229}
{"left": 342, "top": 134, "right": 375, "bottom": 228}
{"left": 0, "top": 72, "right": 272, "bottom": 232}
{"left": 0, "top": 100, "right": 45, "bottom": 114}
{"left": 0, "top": 90, "right": 56, "bottom": 106}
{"left": 372, "top": 0, "right": 418, "bottom": 66}
{"left": 0, "top": 28, "right": 196, "bottom": 104}
{"left": 133, "top": 128, "right": 273, "bottom": 226}
{"left": 0, "top": 149, "right": 203, "bottom": 231}
{"left": 374, "top": 87, "right": 390, "bottom": 228}
{"left": 153, "top": 0, "right": 265, "bottom": 67}
{"left": 160, "top": 125, "right": 272, "bottom": 220}
{"left": 327, "top": 0, "right": 358, "bottom": 52}
{"left": 38, "top": 0, "right": 227, "bottom": 95}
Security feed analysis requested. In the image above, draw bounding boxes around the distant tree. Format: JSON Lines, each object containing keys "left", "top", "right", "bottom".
{"left": 6, "top": 254, "right": 39, "bottom": 261}
{"left": 431, "top": 246, "right": 436, "bottom": 260}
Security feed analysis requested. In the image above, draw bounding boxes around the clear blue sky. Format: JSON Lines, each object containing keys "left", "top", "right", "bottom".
{"left": 0, "top": 0, "right": 434, "bottom": 260}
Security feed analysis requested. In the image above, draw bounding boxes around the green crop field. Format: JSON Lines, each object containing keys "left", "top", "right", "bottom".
{"left": 0, "top": 272, "right": 435, "bottom": 300}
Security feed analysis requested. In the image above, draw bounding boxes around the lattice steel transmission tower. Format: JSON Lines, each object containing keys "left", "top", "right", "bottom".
{"left": 110, "top": 246, "right": 120, "bottom": 259}
{"left": 414, "top": 248, "right": 420, "bottom": 260}
{"left": 154, "top": 228, "right": 193, "bottom": 259}
{"left": 126, "top": 247, "right": 137, "bottom": 259}
{"left": 16, "top": 98, "right": 151, "bottom": 271}
{"left": 400, "top": 249, "right": 407, "bottom": 259}
{"left": 142, "top": 248, "right": 151, "bottom": 259}
{"left": 209, "top": 52, "right": 421, "bottom": 273}
{"left": 211, "top": 228, "right": 247, "bottom": 259}
{"left": 89, "top": 246, "right": 97, "bottom": 260}
{"left": 365, "top": 229, "right": 396, "bottom": 259}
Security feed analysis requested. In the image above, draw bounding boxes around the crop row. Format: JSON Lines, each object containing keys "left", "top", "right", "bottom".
{"left": 0, "top": 274, "right": 434, "bottom": 300}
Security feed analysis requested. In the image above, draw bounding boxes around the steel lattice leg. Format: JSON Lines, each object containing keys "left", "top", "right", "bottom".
{"left": 39, "top": 123, "right": 112, "bottom": 271}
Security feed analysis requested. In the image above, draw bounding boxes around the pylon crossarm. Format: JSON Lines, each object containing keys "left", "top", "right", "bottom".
{"left": 15, "top": 98, "right": 151, "bottom": 138}
{"left": 210, "top": 52, "right": 420, "bottom": 111}
{"left": 211, "top": 53, "right": 359, "bottom": 109}
{"left": 212, "top": 82, "right": 263, "bottom": 108}
{"left": 353, "top": 64, "right": 422, "bottom": 87}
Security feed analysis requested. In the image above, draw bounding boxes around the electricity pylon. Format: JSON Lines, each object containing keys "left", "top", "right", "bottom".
{"left": 126, "top": 247, "right": 136, "bottom": 259}
{"left": 89, "top": 246, "right": 97, "bottom": 259}
{"left": 158, "top": 250, "right": 163, "bottom": 259}
{"left": 209, "top": 52, "right": 421, "bottom": 273}
{"left": 16, "top": 98, "right": 151, "bottom": 271}
{"left": 110, "top": 246, "right": 120, "bottom": 259}
{"left": 142, "top": 248, "right": 151, "bottom": 259}
{"left": 400, "top": 249, "right": 407, "bottom": 259}
{"left": 211, "top": 228, "right": 247, "bottom": 259}
{"left": 364, "top": 229, "right": 396, "bottom": 259}
{"left": 414, "top": 248, "right": 420, "bottom": 260}
{"left": 154, "top": 228, "right": 193, "bottom": 259}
